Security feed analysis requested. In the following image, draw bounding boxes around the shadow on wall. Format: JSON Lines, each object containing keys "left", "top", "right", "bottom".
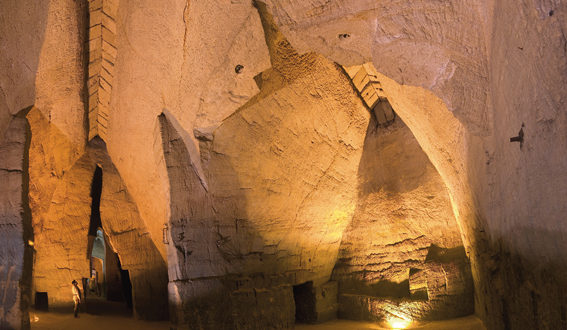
{"left": 332, "top": 117, "right": 474, "bottom": 322}
{"left": 160, "top": 3, "right": 369, "bottom": 328}
{"left": 0, "top": 108, "right": 34, "bottom": 330}
{"left": 0, "top": 3, "right": 53, "bottom": 327}
{"left": 160, "top": 113, "right": 298, "bottom": 329}
{"left": 472, "top": 225, "right": 567, "bottom": 330}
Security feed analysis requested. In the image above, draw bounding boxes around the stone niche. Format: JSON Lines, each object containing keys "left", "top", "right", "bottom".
{"left": 332, "top": 118, "right": 474, "bottom": 323}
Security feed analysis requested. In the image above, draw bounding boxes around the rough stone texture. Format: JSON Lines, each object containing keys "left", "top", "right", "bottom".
{"left": 106, "top": 0, "right": 273, "bottom": 259}
{"left": 0, "top": 115, "right": 30, "bottom": 329}
{"left": 314, "top": 281, "right": 339, "bottom": 322}
{"left": 338, "top": 245, "right": 473, "bottom": 322}
{"left": 475, "top": 1, "right": 567, "bottom": 329}
{"left": 169, "top": 274, "right": 296, "bottom": 329}
{"left": 0, "top": 1, "right": 49, "bottom": 143}
{"left": 2, "top": 0, "right": 567, "bottom": 328}
{"left": 331, "top": 118, "right": 472, "bottom": 322}
{"left": 87, "top": 0, "right": 119, "bottom": 141}
{"left": 161, "top": 5, "right": 370, "bottom": 326}
{"left": 28, "top": 109, "right": 167, "bottom": 320}
{"left": 33, "top": 0, "right": 88, "bottom": 148}
{"left": 265, "top": 0, "right": 491, "bottom": 135}
{"left": 345, "top": 64, "right": 395, "bottom": 126}
{"left": 263, "top": 1, "right": 567, "bottom": 329}
{"left": 295, "top": 281, "right": 339, "bottom": 323}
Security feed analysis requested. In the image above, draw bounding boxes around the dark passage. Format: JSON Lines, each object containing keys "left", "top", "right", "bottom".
{"left": 84, "top": 166, "right": 133, "bottom": 315}
{"left": 88, "top": 166, "right": 103, "bottom": 236}
{"left": 120, "top": 268, "right": 133, "bottom": 310}
{"left": 293, "top": 281, "right": 316, "bottom": 323}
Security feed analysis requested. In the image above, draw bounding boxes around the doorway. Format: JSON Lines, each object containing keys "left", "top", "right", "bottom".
{"left": 85, "top": 166, "right": 132, "bottom": 314}
{"left": 293, "top": 281, "right": 316, "bottom": 323}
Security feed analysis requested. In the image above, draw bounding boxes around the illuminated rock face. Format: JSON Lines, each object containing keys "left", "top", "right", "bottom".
{"left": 263, "top": 1, "right": 567, "bottom": 329}
{"left": 87, "top": 0, "right": 119, "bottom": 141}
{"left": 1, "top": 0, "right": 566, "bottom": 329}
{"left": 26, "top": 108, "right": 167, "bottom": 320}
{"left": 333, "top": 119, "right": 473, "bottom": 321}
{"left": 160, "top": 7, "right": 371, "bottom": 323}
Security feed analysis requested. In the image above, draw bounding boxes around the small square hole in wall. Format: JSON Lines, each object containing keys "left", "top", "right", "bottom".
{"left": 35, "top": 292, "right": 48, "bottom": 311}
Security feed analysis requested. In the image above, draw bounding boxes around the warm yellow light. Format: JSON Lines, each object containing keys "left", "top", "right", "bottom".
{"left": 388, "top": 317, "right": 411, "bottom": 329}
{"left": 30, "top": 313, "right": 39, "bottom": 322}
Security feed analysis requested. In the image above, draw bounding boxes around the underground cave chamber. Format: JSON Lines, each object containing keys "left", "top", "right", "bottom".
{"left": 2, "top": 1, "right": 567, "bottom": 330}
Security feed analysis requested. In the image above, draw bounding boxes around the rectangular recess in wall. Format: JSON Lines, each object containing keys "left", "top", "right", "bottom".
{"left": 34, "top": 292, "right": 48, "bottom": 311}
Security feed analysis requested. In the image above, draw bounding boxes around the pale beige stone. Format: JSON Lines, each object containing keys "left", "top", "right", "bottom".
{"left": 1, "top": 0, "right": 566, "bottom": 328}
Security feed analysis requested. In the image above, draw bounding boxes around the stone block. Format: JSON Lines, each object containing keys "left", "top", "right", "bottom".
{"left": 314, "top": 281, "right": 338, "bottom": 322}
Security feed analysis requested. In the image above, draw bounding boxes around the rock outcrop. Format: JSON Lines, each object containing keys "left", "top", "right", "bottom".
{"left": 0, "top": 112, "right": 32, "bottom": 330}
{"left": 160, "top": 4, "right": 370, "bottom": 326}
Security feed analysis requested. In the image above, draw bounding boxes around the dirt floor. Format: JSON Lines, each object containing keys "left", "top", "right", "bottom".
{"left": 31, "top": 310, "right": 485, "bottom": 330}
{"left": 30, "top": 297, "right": 485, "bottom": 330}
{"left": 295, "top": 315, "right": 486, "bottom": 329}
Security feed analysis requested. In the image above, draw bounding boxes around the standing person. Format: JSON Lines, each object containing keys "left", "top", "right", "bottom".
{"left": 72, "top": 280, "right": 82, "bottom": 318}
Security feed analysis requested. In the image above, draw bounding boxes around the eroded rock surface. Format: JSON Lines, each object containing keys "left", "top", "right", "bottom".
{"left": 1, "top": 0, "right": 566, "bottom": 329}
{"left": 263, "top": 1, "right": 567, "bottom": 329}
{"left": 160, "top": 4, "right": 370, "bottom": 326}
{"left": 333, "top": 119, "right": 473, "bottom": 322}
{"left": 29, "top": 109, "right": 167, "bottom": 320}
{"left": 0, "top": 114, "right": 31, "bottom": 329}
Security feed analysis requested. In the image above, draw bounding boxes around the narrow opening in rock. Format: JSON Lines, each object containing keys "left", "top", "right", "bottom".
{"left": 119, "top": 266, "right": 133, "bottom": 310}
{"left": 88, "top": 166, "right": 103, "bottom": 236}
{"left": 105, "top": 250, "right": 126, "bottom": 304}
{"left": 89, "top": 229, "right": 105, "bottom": 297}
{"left": 293, "top": 281, "right": 316, "bottom": 323}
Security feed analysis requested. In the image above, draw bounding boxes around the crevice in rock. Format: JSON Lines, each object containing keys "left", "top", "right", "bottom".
{"left": 88, "top": 166, "right": 103, "bottom": 237}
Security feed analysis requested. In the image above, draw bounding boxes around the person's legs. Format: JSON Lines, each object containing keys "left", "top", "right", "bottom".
{"left": 74, "top": 298, "right": 79, "bottom": 317}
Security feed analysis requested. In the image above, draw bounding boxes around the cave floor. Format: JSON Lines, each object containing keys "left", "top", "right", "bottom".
{"left": 295, "top": 315, "right": 485, "bottom": 329}
{"left": 31, "top": 311, "right": 485, "bottom": 330}
{"left": 30, "top": 297, "right": 165, "bottom": 330}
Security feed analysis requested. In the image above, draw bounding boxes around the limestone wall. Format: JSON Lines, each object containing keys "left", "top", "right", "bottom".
{"left": 1, "top": 0, "right": 566, "bottom": 328}
{"left": 160, "top": 25, "right": 371, "bottom": 325}
{"left": 0, "top": 1, "right": 48, "bottom": 145}
{"left": 333, "top": 119, "right": 473, "bottom": 321}
{"left": 0, "top": 115, "right": 31, "bottom": 329}
{"left": 264, "top": 0, "right": 567, "bottom": 328}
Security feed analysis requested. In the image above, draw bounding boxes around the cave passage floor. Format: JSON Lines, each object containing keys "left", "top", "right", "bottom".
{"left": 295, "top": 315, "right": 485, "bottom": 329}
{"left": 31, "top": 309, "right": 485, "bottom": 330}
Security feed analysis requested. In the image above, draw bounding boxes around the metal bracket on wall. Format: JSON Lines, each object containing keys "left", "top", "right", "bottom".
{"left": 510, "top": 123, "right": 525, "bottom": 149}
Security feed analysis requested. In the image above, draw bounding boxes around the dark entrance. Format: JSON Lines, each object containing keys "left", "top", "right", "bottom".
{"left": 85, "top": 166, "right": 132, "bottom": 314}
{"left": 120, "top": 268, "right": 133, "bottom": 309}
{"left": 293, "top": 281, "right": 316, "bottom": 323}
{"left": 34, "top": 292, "right": 48, "bottom": 311}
